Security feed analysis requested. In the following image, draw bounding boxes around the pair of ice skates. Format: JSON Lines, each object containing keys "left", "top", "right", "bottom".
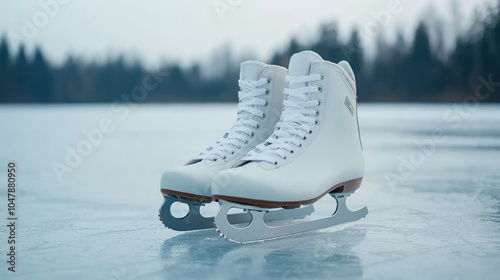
{"left": 159, "top": 50, "right": 368, "bottom": 243}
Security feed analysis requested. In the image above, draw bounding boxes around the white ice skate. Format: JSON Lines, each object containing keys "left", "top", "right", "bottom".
{"left": 212, "top": 51, "right": 368, "bottom": 242}
{"left": 159, "top": 61, "right": 313, "bottom": 231}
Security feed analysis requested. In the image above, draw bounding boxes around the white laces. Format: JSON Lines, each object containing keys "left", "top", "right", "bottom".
{"left": 242, "top": 74, "right": 322, "bottom": 165}
{"left": 194, "top": 78, "right": 269, "bottom": 161}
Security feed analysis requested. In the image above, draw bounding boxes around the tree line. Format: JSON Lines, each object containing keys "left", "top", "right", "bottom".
{"left": 0, "top": 2, "right": 499, "bottom": 103}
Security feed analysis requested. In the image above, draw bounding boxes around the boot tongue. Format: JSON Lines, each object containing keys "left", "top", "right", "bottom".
{"left": 288, "top": 51, "right": 323, "bottom": 89}
{"left": 240, "top": 61, "right": 267, "bottom": 85}
{"left": 279, "top": 51, "right": 323, "bottom": 137}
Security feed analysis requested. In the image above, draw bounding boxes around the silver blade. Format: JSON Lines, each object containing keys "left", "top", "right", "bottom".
{"left": 214, "top": 194, "right": 368, "bottom": 243}
{"left": 160, "top": 195, "right": 314, "bottom": 231}
{"left": 159, "top": 195, "right": 214, "bottom": 231}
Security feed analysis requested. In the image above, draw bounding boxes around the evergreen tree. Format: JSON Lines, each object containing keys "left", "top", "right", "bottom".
{"left": 0, "top": 37, "right": 11, "bottom": 102}
{"left": 30, "top": 47, "right": 52, "bottom": 102}
{"left": 54, "top": 56, "right": 82, "bottom": 102}
{"left": 13, "top": 44, "right": 29, "bottom": 102}
{"left": 346, "top": 29, "right": 363, "bottom": 76}
{"left": 405, "top": 22, "right": 436, "bottom": 101}
{"left": 0, "top": 37, "right": 9, "bottom": 68}
{"left": 479, "top": 3, "right": 500, "bottom": 86}
{"left": 369, "top": 34, "right": 397, "bottom": 101}
{"left": 312, "top": 23, "right": 345, "bottom": 62}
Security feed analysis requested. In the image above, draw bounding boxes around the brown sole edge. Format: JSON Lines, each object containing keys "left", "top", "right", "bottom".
{"left": 212, "top": 177, "right": 363, "bottom": 209}
{"left": 161, "top": 189, "right": 212, "bottom": 204}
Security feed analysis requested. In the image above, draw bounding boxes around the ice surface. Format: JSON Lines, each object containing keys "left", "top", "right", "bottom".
{"left": 0, "top": 103, "right": 499, "bottom": 280}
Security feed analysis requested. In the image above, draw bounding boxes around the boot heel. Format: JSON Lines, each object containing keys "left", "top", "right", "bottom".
{"left": 329, "top": 177, "right": 363, "bottom": 194}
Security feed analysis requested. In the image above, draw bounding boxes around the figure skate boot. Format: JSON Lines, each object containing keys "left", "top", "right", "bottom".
{"left": 213, "top": 51, "right": 368, "bottom": 242}
{"left": 160, "top": 61, "right": 312, "bottom": 231}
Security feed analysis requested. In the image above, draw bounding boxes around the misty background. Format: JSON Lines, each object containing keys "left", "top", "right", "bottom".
{"left": 0, "top": 0, "right": 499, "bottom": 103}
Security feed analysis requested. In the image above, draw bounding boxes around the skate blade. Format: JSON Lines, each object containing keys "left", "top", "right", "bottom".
{"left": 214, "top": 194, "right": 368, "bottom": 243}
{"left": 159, "top": 195, "right": 214, "bottom": 231}
{"left": 160, "top": 195, "right": 314, "bottom": 231}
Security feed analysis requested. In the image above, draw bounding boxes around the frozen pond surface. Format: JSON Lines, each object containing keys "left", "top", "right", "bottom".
{"left": 0, "top": 103, "right": 499, "bottom": 280}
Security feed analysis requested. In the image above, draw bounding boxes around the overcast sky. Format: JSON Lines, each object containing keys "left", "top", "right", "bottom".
{"left": 0, "top": 0, "right": 495, "bottom": 68}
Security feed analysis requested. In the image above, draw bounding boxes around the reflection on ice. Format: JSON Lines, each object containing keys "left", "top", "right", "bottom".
{"left": 160, "top": 228, "right": 365, "bottom": 280}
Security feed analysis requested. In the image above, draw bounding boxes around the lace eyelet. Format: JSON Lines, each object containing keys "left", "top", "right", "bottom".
{"left": 299, "top": 144, "right": 302, "bottom": 147}
{"left": 283, "top": 156, "right": 287, "bottom": 159}
{"left": 274, "top": 161, "right": 278, "bottom": 165}
{"left": 213, "top": 158, "right": 218, "bottom": 162}
{"left": 315, "top": 110, "right": 319, "bottom": 116}
{"left": 317, "top": 100, "right": 321, "bottom": 106}
{"left": 266, "top": 77, "right": 271, "bottom": 83}
{"left": 319, "top": 74, "right": 324, "bottom": 80}
{"left": 315, "top": 120, "right": 320, "bottom": 125}
{"left": 261, "top": 113, "right": 266, "bottom": 119}
{"left": 308, "top": 130, "right": 312, "bottom": 134}
{"left": 317, "top": 86, "right": 322, "bottom": 92}
{"left": 303, "top": 136, "right": 307, "bottom": 140}
{"left": 264, "top": 101, "right": 268, "bottom": 107}
{"left": 256, "top": 124, "right": 260, "bottom": 129}
{"left": 290, "top": 150, "right": 294, "bottom": 154}
{"left": 222, "top": 156, "right": 227, "bottom": 159}
{"left": 265, "top": 89, "right": 270, "bottom": 94}
{"left": 231, "top": 151, "right": 235, "bottom": 155}
{"left": 250, "top": 132, "right": 254, "bottom": 137}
